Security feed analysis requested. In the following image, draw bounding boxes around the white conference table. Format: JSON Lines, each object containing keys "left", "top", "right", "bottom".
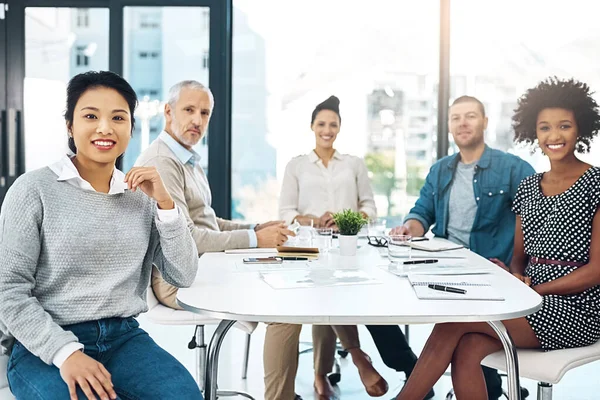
{"left": 178, "top": 238, "right": 542, "bottom": 400}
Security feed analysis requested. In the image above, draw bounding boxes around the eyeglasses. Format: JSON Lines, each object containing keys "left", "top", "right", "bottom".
{"left": 367, "top": 236, "right": 388, "bottom": 248}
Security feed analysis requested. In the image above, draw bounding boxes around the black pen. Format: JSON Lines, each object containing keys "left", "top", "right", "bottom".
{"left": 412, "top": 237, "right": 429, "bottom": 242}
{"left": 280, "top": 256, "right": 309, "bottom": 261}
{"left": 403, "top": 259, "right": 438, "bottom": 265}
{"left": 428, "top": 284, "right": 466, "bottom": 294}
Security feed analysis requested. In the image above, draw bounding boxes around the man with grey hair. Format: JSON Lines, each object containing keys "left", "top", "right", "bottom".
{"left": 136, "top": 80, "right": 293, "bottom": 308}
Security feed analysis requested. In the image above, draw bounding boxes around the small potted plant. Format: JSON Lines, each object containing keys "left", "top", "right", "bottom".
{"left": 332, "top": 209, "right": 367, "bottom": 256}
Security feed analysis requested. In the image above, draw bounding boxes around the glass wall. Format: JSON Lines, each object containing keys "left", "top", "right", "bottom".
{"left": 0, "top": 1, "right": 231, "bottom": 212}
{"left": 122, "top": 6, "right": 210, "bottom": 172}
{"left": 24, "top": 7, "right": 109, "bottom": 171}
{"left": 24, "top": 6, "right": 213, "bottom": 174}
{"left": 450, "top": 0, "right": 600, "bottom": 171}
{"left": 231, "top": 0, "right": 440, "bottom": 226}
{"left": 13, "top": 1, "right": 600, "bottom": 215}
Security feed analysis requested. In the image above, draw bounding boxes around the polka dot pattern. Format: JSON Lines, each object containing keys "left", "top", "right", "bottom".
{"left": 512, "top": 167, "right": 600, "bottom": 350}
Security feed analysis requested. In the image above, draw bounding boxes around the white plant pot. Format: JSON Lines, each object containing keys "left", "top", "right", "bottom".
{"left": 338, "top": 234, "right": 358, "bottom": 256}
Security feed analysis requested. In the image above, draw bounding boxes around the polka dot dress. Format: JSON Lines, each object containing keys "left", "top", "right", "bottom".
{"left": 513, "top": 166, "right": 600, "bottom": 350}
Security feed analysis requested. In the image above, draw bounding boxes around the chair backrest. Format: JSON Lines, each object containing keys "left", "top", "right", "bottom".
{"left": 146, "top": 279, "right": 159, "bottom": 310}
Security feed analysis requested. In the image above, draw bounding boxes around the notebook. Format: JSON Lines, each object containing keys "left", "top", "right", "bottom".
{"left": 277, "top": 245, "right": 320, "bottom": 254}
{"left": 277, "top": 252, "right": 320, "bottom": 259}
{"left": 378, "top": 247, "right": 466, "bottom": 259}
{"left": 409, "top": 241, "right": 463, "bottom": 252}
{"left": 407, "top": 273, "right": 504, "bottom": 301}
{"left": 225, "top": 248, "right": 277, "bottom": 254}
{"left": 381, "top": 263, "right": 492, "bottom": 277}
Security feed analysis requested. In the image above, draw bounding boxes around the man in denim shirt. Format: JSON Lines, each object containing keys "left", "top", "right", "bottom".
{"left": 392, "top": 96, "right": 535, "bottom": 399}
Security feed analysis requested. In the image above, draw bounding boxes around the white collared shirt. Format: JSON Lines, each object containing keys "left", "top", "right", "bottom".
{"left": 279, "top": 150, "right": 377, "bottom": 224}
{"left": 158, "top": 131, "right": 201, "bottom": 167}
{"left": 49, "top": 154, "right": 128, "bottom": 194}
{"left": 48, "top": 154, "right": 178, "bottom": 222}
{"left": 47, "top": 154, "right": 178, "bottom": 368}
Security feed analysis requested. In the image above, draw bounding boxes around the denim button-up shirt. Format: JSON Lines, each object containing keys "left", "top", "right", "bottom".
{"left": 404, "top": 145, "right": 535, "bottom": 265}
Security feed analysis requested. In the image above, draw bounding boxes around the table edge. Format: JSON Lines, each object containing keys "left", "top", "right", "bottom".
{"left": 176, "top": 298, "right": 542, "bottom": 325}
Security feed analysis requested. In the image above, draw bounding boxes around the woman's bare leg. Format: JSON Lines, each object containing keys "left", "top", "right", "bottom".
{"left": 394, "top": 318, "right": 540, "bottom": 400}
{"left": 451, "top": 333, "right": 503, "bottom": 400}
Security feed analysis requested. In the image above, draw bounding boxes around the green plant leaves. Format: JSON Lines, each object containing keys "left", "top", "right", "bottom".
{"left": 332, "top": 209, "right": 367, "bottom": 236}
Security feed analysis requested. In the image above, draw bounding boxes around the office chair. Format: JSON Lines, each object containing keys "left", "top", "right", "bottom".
{"left": 481, "top": 340, "right": 600, "bottom": 400}
{"left": 146, "top": 284, "right": 256, "bottom": 399}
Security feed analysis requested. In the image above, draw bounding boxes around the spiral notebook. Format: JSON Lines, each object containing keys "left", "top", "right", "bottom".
{"left": 407, "top": 274, "right": 505, "bottom": 301}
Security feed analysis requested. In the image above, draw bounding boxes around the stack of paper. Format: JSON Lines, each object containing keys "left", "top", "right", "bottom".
{"left": 407, "top": 273, "right": 504, "bottom": 301}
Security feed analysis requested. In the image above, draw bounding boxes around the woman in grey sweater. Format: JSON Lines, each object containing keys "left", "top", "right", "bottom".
{"left": 0, "top": 71, "right": 202, "bottom": 400}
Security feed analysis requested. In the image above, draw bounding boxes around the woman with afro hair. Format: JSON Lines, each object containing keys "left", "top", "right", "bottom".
{"left": 391, "top": 77, "right": 600, "bottom": 400}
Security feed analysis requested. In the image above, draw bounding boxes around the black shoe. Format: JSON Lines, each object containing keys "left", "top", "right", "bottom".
{"left": 488, "top": 391, "right": 502, "bottom": 400}
{"left": 483, "top": 366, "right": 503, "bottom": 400}
{"left": 487, "top": 387, "right": 529, "bottom": 400}
{"left": 294, "top": 395, "right": 303, "bottom": 400}
{"left": 424, "top": 387, "right": 435, "bottom": 399}
{"left": 389, "top": 389, "right": 434, "bottom": 400}
{"left": 404, "top": 368, "right": 434, "bottom": 400}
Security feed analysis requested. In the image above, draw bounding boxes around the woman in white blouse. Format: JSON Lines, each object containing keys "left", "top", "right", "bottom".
{"left": 279, "top": 97, "right": 376, "bottom": 227}
{"left": 278, "top": 96, "right": 386, "bottom": 398}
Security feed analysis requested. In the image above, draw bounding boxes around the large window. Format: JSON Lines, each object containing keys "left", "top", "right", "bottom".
{"left": 122, "top": 6, "right": 210, "bottom": 172}
{"left": 231, "top": 1, "right": 440, "bottom": 226}
{"left": 76, "top": 8, "right": 89, "bottom": 28}
{"left": 8, "top": 1, "right": 600, "bottom": 215}
{"left": 450, "top": 0, "right": 600, "bottom": 171}
{"left": 0, "top": 1, "right": 230, "bottom": 211}
{"left": 24, "top": 7, "right": 109, "bottom": 172}
{"left": 75, "top": 45, "right": 90, "bottom": 66}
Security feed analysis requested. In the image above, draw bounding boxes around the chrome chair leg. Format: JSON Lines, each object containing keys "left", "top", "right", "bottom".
{"left": 216, "top": 390, "right": 255, "bottom": 399}
{"left": 487, "top": 321, "right": 521, "bottom": 400}
{"left": 242, "top": 333, "right": 251, "bottom": 379}
{"left": 537, "top": 382, "right": 552, "bottom": 400}
{"left": 188, "top": 321, "right": 255, "bottom": 400}
{"left": 193, "top": 325, "right": 207, "bottom": 390}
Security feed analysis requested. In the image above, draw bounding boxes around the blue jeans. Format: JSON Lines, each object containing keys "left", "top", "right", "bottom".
{"left": 7, "top": 317, "right": 203, "bottom": 400}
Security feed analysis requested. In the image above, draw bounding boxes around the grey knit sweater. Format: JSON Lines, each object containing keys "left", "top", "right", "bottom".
{"left": 0, "top": 167, "right": 198, "bottom": 364}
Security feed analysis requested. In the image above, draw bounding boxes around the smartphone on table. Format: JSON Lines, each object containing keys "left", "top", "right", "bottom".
{"left": 242, "top": 257, "right": 282, "bottom": 264}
